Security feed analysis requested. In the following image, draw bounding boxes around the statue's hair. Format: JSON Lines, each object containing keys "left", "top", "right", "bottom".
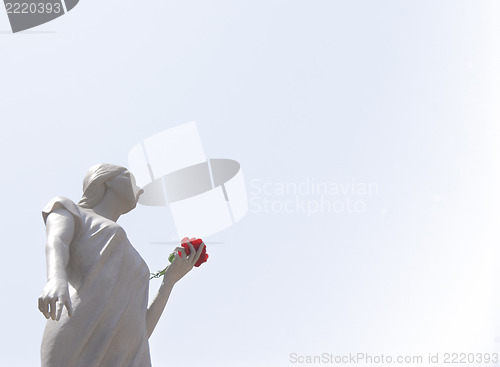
{"left": 78, "top": 163, "right": 127, "bottom": 209}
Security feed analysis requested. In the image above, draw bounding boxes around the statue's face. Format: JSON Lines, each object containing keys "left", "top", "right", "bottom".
{"left": 108, "top": 170, "right": 144, "bottom": 212}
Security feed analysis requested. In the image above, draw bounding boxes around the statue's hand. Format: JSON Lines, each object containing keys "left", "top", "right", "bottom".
{"left": 164, "top": 239, "right": 205, "bottom": 285}
{"left": 38, "top": 278, "right": 73, "bottom": 321}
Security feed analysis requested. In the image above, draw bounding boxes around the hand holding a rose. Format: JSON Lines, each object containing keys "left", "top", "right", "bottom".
{"left": 163, "top": 237, "right": 206, "bottom": 285}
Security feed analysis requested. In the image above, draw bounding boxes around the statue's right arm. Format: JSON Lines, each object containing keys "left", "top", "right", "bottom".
{"left": 38, "top": 208, "right": 75, "bottom": 321}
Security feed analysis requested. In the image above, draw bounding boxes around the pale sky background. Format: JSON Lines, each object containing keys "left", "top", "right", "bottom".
{"left": 1, "top": 1, "right": 500, "bottom": 366}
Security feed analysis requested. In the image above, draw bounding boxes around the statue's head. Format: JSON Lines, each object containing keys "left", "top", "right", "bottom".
{"left": 78, "top": 163, "right": 143, "bottom": 211}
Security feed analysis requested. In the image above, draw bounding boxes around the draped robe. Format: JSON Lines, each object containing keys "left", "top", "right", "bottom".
{"left": 41, "top": 197, "right": 152, "bottom": 367}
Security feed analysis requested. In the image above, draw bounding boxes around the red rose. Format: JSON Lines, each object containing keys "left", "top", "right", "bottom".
{"left": 180, "top": 238, "right": 209, "bottom": 267}
{"left": 153, "top": 238, "right": 209, "bottom": 279}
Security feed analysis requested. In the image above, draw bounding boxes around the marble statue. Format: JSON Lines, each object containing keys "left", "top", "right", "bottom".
{"left": 38, "top": 163, "right": 205, "bottom": 367}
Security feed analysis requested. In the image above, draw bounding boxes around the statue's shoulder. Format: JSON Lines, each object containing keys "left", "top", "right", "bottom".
{"left": 42, "top": 196, "right": 82, "bottom": 224}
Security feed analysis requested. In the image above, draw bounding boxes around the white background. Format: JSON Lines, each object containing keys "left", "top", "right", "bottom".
{"left": 1, "top": 1, "right": 500, "bottom": 366}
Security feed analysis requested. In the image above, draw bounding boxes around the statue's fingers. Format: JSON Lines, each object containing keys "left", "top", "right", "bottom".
{"left": 169, "top": 247, "right": 183, "bottom": 259}
{"left": 40, "top": 297, "right": 50, "bottom": 319}
{"left": 55, "top": 300, "right": 63, "bottom": 321}
{"left": 187, "top": 243, "right": 196, "bottom": 263}
{"left": 193, "top": 242, "right": 205, "bottom": 263}
{"left": 49, "top": 298, "right": 57, "bottom": 320}
{"left": 66, "top": 297, "right": 73, "bottom": 317}
{"left": 178, "top": 248, "right": 187, "bottom": 258}
{"left": 38, "top": 297, "right": 48, "bottom": 318}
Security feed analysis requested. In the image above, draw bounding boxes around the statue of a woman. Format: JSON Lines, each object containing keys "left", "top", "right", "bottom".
{"left": 38, "top": 163, "right": 205, "bottom": 367}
